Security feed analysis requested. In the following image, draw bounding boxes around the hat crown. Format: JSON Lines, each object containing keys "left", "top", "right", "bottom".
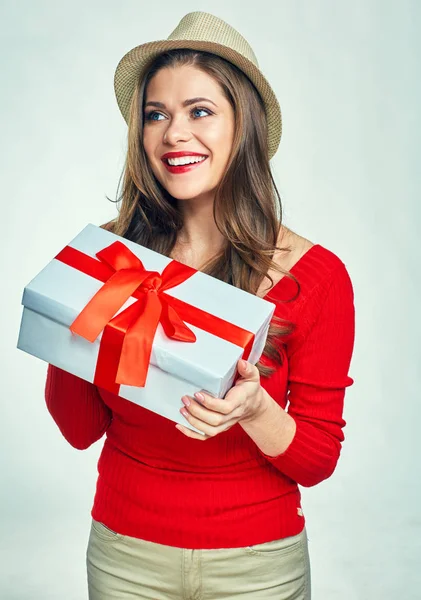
{"left": 167, "top": 12, "right": 259, "bottom": 67}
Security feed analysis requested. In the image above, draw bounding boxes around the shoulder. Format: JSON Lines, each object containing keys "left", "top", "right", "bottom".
{"left": 313, "top": 244, "right": 354, "bottom": 294}
{"left": 268, "top": 238, "right": 354, "bottom": 325}
{"left": 294, "top": 242, "right": 354, "bottom": 300}
{"left": 298, "top": 244, "right": 355, "bottom": 336}
{"left": 315, "top": 243, "right": 351, "bottom": 274}
{"left": 269, "top": 227, "right": 353, "bottom": 303}
{"left": 288, "top": 248, "right": 354, "bottom": 343}
{"left": 275, "top": 226, "right": 350, "bottom": 283}
{"left": 288, "top": 244, "right": 355, "bottom": 354}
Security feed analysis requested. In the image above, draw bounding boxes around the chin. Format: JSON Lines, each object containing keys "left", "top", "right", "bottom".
{"left": 165, "top": 185, "right": 212, "bottom": 202}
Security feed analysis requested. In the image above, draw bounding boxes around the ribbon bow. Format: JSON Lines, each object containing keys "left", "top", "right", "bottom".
{"left": 69, "top": 241, "right": 197, "bottom": 388}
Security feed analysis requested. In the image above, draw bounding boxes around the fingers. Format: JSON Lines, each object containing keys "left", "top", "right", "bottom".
{"left": 175, "top": 360, "right": 260, "bottom": 440}
{"left": 181, "top": 395, "right": 239, "bottom": 426}
{"left": 177, "top": 410, "right": 239, "bottom": 439}
{"left": 235, "top": 359, "right": 260, "bottom": 383}
{"left": 175, "top": 423, "right": 207, "bottom": 440}
{"left": 190, "top": 391, "right": 235, "bottom": 416}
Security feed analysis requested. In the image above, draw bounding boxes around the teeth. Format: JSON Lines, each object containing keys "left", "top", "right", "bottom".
{"left": 167, "top": 155, "right": 207, "bottom": 166}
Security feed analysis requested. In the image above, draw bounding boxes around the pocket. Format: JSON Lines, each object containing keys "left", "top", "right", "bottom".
{"left": 244, "top": 529, "right": 304, "bottom": 557}
{"left": 91, "top": 519, "right": 123, "bottom": 542}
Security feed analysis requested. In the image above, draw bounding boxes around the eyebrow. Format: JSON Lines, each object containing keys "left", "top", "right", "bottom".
{"left": 144, "top": 97, "right": 217, "bottom": 109}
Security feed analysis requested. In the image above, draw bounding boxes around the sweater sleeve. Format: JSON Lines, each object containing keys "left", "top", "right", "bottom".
{"left": 45, "top": 364, "right": 112, "bottom": 450}
{"left": 260, "top": 263, "right": 355, "bottom": 487}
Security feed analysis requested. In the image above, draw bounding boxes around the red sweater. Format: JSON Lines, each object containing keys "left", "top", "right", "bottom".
{"left": 45, "top": 243, "right": 355, "bottom": 549}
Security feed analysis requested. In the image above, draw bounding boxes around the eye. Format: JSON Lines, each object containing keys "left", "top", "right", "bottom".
{"left": 144, "top": 106, "right": 213, "bottom": 122}
{"left": 145, "top": 111, "right": 165, "bottom": 122}
{"left": 191, "top": 107, "right": 212, "bottom": 118}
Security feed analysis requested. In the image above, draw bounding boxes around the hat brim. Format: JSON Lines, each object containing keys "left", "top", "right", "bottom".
{"left": 114, "top": 39, "right": 282, "bottom": 160}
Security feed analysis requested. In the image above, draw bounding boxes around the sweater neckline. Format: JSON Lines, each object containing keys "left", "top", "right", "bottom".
{"left": 263, "top": 243, "right": 322, "bottom": 299}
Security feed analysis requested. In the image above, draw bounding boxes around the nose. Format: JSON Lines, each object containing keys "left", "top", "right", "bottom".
{"left": 163, "top": 114, "right": 192, "bottom": 145}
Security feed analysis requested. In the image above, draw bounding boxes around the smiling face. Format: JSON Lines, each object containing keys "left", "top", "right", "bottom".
{"left": 142, "top": 65, "right": 235, "bottom": 203}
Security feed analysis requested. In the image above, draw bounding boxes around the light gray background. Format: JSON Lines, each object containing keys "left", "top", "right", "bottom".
{"left": 1, "top": 1, "right": 420, "bottom": 598}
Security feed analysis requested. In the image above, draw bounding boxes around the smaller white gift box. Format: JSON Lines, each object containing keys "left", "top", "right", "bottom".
{"left": 17, "top": 224, "right": 275, "bottom": 431}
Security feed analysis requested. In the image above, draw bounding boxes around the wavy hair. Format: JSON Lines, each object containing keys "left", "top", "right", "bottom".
{"left": 105, "top": 49, "right": 300, "bottom": 376}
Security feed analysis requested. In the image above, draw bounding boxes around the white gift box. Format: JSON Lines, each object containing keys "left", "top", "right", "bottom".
{"left": 17, "top": 224, "right": 275, "bottom": 432}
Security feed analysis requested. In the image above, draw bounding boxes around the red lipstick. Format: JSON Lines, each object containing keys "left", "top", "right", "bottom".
{"left": 161, "top": 152, "right": 208, "bottom": 174}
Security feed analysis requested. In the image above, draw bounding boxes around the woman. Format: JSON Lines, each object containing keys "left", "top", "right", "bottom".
{"left": 45, "top": 12, "right": 355, "bottom": 600}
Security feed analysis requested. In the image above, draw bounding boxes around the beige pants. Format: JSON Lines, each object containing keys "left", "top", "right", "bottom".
{"left": 86, "top": 519, "right": 311, "bottom": 599}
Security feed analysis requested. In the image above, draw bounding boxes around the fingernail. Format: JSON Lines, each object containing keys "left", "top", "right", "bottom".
{"left": 180, "top": 408, "right": 189, "bottom": 418}
{"left": 182, "top": 396, "right": 190, "bottom": 407}
{"left": 240, "top": 359, "right": 248, "bottom": 369}
{"left": 194, "top": 392, "right": 205, "bottom": 402}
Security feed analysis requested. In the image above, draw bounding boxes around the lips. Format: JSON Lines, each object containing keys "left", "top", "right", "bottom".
{"left": 162, "top": 155, "right": 208, "bottom": 174}
{"left": 160, "top": 151, "right": 209, "bottom": 174}
{"left": 161, "top": 151, "right": 207, "bottom": 160}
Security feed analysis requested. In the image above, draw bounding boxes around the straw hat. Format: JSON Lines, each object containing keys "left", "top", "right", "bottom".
{"left": 114, "top": 11, "right": 282, "bottom": 159}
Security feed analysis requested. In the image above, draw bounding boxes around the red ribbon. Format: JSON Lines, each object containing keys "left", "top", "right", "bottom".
{"left": 55, "top": 241, "right": 254, "bottom": 394}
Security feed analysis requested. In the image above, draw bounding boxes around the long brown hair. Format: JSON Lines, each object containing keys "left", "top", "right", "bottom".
{"left": 105, "top": 49, "right": 300, "bottom": 377}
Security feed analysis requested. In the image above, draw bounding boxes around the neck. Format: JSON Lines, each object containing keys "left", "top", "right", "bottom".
{"left": 173, "top": 196, "right": 225, "bottom": 267}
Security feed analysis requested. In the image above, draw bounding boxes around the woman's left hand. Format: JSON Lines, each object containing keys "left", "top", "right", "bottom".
{"left": 176, "top": 359, "right": 268, "bottom": 440}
